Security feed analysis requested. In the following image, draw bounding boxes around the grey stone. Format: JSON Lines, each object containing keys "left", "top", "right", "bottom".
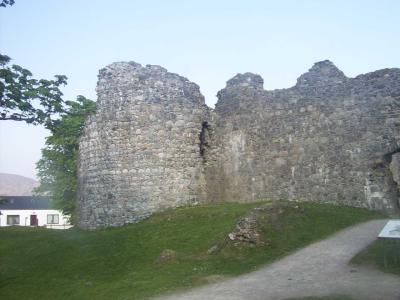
{"left": 76, "top": 60, "right": 400, "bottom": 229}
{"left": 155, "top": 249, "right": 177, "bottom": 264}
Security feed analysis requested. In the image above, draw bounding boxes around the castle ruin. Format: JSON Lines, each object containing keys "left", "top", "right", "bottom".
{"left": 77, "top": 60, "right": 400, "bottom": 229}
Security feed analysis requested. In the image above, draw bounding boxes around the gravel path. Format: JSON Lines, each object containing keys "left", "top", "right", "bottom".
{"left": 155, "top": 219, "right": 400, "bottom": 300}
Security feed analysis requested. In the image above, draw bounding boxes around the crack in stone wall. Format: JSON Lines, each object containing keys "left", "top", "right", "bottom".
{"left": 199, "top": 121, "right": 210, "bottom": 159}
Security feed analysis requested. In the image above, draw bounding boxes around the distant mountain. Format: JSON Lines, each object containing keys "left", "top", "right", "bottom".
{"left": 0, "top": 173, "right": 39, "bottom": 196}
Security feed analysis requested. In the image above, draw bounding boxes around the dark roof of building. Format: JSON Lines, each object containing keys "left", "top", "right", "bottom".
{"left": 0, "top": 196, "right": 52, "bottom": 210}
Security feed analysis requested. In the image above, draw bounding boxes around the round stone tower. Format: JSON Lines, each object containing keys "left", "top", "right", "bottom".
{"left": 77, "top": 62, "right": 210, "bottom": 229}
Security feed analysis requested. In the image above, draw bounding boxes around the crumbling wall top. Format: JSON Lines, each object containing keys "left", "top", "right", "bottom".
{"left": 296, "top": 60, "right": 348, "bottom": 88}
{"left": 226, "top": 72, "right": 264, "bottom": 90}
{"left": 96, "top": 61, "right": 205, "bottom": 108}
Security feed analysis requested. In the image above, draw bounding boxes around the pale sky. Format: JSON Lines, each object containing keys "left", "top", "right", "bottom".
{"left": 1, "top": 0, "right": 400, "bottom": 180}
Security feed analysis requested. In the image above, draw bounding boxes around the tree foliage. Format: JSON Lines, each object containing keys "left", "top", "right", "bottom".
{"left": 0, "top": 54, "right": 67, "bottom": 125}
{"left": 0, "top": 0, "right": 15, "bottom": 8}
{"left": 36, "top": 96, "right": 96, "bottom": 221}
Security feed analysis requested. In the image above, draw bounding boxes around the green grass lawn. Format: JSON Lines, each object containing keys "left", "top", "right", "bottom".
{"left": 0, "top": 201, "right": 383, "bottom": 300}
{"left": 350, "top": 237, "right": 400, "bottom": 275}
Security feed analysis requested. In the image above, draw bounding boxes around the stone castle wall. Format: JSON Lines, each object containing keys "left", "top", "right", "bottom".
{"left": 77, "top": 60, "right": 400, "bottom": 229}
{"left": 77, "top": 62, "right": 210, "bottom": 229}
{"left": 205, "top": 61, "right": 400, "bottom": 214}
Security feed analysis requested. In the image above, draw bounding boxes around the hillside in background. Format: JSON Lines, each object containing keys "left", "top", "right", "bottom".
{"left": 0, "top": 173, "right": 39, "bottom": 196}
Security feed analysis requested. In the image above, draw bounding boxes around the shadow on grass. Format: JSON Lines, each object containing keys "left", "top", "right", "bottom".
{"left": 351, "top": 238, "right": 400, "bottom": 275}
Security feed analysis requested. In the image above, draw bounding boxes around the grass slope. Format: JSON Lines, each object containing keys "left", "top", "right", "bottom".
{"left": 0, "top": 202, "right": 382, "bottom": 300}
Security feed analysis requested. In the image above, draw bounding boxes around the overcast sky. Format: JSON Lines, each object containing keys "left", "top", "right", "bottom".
{"left": 1, "top": 0, "right": 400, "bottom": 180}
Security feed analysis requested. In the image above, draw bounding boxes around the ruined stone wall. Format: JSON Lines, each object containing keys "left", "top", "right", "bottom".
{"left": 77, "top": 60, "right": 400, "bottom": 229}
{"left": 205, "top": 61, "right": 400, "bottom": 215}
{"left": 77, "top": 62, "right": 210, "bottom": 229}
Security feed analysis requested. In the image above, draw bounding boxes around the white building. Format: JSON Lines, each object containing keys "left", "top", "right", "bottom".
{"left": 0, "top": 196, "right": 72, "bottom": 229}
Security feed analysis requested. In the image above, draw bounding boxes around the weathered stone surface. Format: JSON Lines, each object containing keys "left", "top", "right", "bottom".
{"left": 77, "top": 60, "right": 400, "bottom": 229}
{"left": 206, "top": 61, "right": 400, "bottom": 215}
{"left": 228, "top": 212, "right": 262, "bottom": 245}
{"left": 77, "top": 62, "right": 210, "bottom": 229}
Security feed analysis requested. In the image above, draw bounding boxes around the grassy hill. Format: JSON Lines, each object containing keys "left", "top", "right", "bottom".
{"left": 0, "top": 201, "right": 383, "bottom": 300}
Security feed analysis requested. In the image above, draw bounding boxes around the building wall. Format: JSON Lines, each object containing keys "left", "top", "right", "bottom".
{"left": 0, "top": 209, "right": 72, "bottom": 229}
{"left": 77, "top": 60, "right": 400, "bottom": 229}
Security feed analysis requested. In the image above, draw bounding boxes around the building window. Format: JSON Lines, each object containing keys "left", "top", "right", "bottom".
{"left": 7, "top": 215, "right": 20, "bottom": 225}
{"left": 47, "top": 214, "right": 59, "bottom": 224}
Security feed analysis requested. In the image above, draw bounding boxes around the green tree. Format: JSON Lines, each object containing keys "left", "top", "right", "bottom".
{"left": 36, "top": 96, "right": 96, "bottom": 221}
{"left": 0, "top": 54, "right": 67, "bottom": 125}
